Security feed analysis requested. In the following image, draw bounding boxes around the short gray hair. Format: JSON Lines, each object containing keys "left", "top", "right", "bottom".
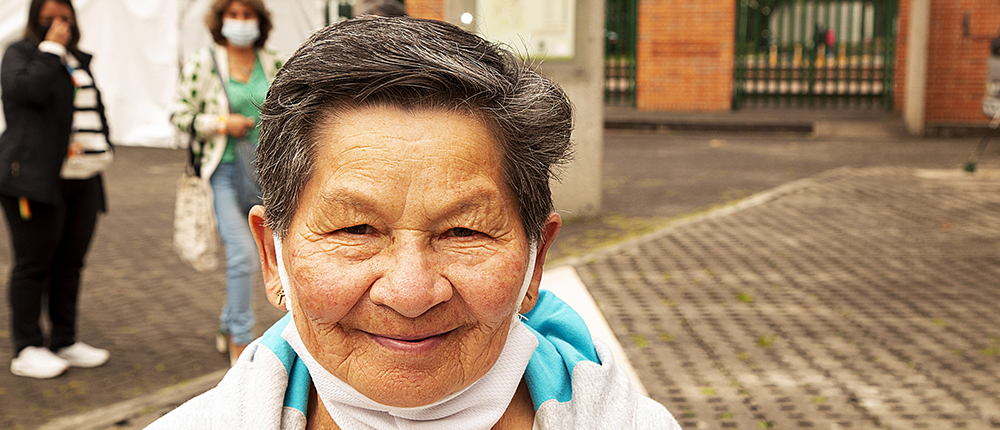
{"left": 256, "top": 16, "right": 573, "bottom": 242}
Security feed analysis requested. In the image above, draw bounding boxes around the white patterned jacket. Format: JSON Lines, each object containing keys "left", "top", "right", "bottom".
{"left": 170, "top": 44, "right": 283, "bottom": 181}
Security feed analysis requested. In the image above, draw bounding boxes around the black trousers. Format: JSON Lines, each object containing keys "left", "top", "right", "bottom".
{"left": 1, "top": 177, "right": 102, "bottom": 354}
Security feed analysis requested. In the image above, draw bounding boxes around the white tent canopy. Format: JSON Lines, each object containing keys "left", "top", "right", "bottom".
{"left": 0, "top": 0, "right": 330, "bottom": 147}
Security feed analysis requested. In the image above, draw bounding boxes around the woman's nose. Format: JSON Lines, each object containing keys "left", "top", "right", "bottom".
{"left": 368, "top": 242, "right": 451, "bottom": 318}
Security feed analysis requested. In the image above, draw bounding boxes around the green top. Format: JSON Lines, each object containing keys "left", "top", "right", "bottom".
{"left": 222, "top": 59, "right": 267, "bottom": 163}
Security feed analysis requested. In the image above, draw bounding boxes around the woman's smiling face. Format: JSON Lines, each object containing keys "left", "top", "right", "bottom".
{"left": 276, "top": 105, "right": 533, "bottom": 407}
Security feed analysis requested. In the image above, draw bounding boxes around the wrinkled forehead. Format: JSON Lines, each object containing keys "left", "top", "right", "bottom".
{"left": 311, "top": 101, "right": 508, "bottom": 169}
{"left": 311, "top": 104, "right": 505, "bottom": 174}
{"left": 300, "top": 104, "right": 523, "bottom": 227}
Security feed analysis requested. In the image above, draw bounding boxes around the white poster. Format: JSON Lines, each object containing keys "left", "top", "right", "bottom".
{"left": 475, "top": 0, "right": 575, "bottom": 60}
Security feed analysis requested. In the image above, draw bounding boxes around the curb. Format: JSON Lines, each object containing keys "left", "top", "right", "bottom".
{"left": 604, "top": 119, "right": 814, "bottom": 134}
{"left": 558, "top": 166, "right": 854, "bottom": 268}
{"left": 38, "top": 370, "right": 227, "bottom": 430}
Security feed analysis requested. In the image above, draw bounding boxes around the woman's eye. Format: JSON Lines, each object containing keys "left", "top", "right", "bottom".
{"left": 341, "top": 225, "right": 374, "bottom": 235}
{"left": 447, "top": 227, "right": 478, "bottom": 238}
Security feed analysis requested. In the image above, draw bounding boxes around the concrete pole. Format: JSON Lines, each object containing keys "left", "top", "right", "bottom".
{"left": 904, "top": 0, "right": 930, "bottom": 136}
{"left": 548, "top": 0, "right": 605, "bottom": 218}
{"left": 442, "top": 0, "right": 605, "bottom": 218}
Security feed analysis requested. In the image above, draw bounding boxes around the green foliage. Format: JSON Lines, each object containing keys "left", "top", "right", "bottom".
{"left": 737, "top": 292, "right": 754, "bottom": 303}
{"left": 757, "top": 335, "right": 776, "bottom": 348}
{"left": 631, "top": 334, "right": 648, "bottom": 349}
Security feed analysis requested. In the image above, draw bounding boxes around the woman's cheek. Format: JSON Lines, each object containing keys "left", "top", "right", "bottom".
{"left": 450, "top": 255, "right": 526, "bottom": 321}
{"left": 291, "top": 257, "right": 371, "bottom": 322}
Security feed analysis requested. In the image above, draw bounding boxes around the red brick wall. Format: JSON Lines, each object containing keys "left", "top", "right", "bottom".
{"left": 406, "top": 0, "right": 445, "bottom": 20}
{"left": 636, "top": 0, "right": 735, "bottom": 111}
{"left": 895, "top": 0, "right": 910, "bottom": 113}
{"left": 924, "top": 0, "right": 1000, "bottom": 124}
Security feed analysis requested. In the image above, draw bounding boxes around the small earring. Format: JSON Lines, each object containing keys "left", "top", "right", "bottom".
{"left": 276, "top": 289, "right": 285, "bottom": 307}
{"left": 525, "top": 292, "right": 533, "bottom": 301}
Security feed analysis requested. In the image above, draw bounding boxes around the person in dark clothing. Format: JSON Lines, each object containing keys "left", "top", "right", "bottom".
{"left": 0, "top": 0, "right": 111, "bottom": 379}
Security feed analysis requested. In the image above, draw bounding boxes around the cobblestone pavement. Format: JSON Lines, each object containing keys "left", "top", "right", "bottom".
{"left": 577, "top": 167, "right": 1000, "bottom": 430}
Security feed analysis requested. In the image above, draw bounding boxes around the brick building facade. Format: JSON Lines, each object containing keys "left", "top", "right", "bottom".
{"left": 635, "top": 0, "right": 735, "bottom": 111}
{"left": 923, "top": 0, "right": 1000, "bottom": 125}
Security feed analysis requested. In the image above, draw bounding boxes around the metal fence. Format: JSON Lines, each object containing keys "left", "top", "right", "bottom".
{"left": 734, "top": 0, "right": 898, "bottom": 109}
{"left": 605, "top": 0, "right": 638, "bottom": 106}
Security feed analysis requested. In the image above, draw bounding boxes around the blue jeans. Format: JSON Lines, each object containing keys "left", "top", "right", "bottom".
{"left": 210, "top": 162, "right": 260, "bottom": 345}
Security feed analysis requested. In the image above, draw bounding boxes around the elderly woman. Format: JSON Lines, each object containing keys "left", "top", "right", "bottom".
{"left": 148, "top": 17, "right": 680, "bottom": 429}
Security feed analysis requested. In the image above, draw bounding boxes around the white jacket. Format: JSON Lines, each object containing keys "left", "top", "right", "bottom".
{"left": 169, "top": 44, "right": 282, "bottom": 181}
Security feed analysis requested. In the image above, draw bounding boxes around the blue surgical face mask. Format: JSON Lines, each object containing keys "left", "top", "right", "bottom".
{"left": 221, "top": 18, "right": 260, "bottom": 48}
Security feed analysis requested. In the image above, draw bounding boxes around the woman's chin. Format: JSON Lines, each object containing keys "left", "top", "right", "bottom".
{"left": 345, "top": 336, "right": 494, "bottom": 408}
{"left": 357, "top": 378, "right": 459, "bottom": 408}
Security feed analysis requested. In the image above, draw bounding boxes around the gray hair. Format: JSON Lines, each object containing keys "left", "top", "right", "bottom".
{"left": 256, "top": 16, "right": 573, "bottom": 243}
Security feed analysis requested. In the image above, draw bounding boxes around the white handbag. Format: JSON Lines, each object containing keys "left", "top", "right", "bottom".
{"left": 173, "top": 142, "right": 220, "bottom": 272}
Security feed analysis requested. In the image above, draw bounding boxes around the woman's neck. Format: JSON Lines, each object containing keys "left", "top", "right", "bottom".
{"left": 226, "top": 43, "right": 256, "bottom": 59}
{"left": 305, "top": 380, "right": 536, "bottom": 430}
{"left": 226, "top": 43, "right": 257, "bottom": 83}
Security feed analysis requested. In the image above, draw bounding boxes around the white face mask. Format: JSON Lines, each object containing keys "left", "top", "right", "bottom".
{"left": 272, "top": 234, "right": 540, "bottom": 429}
{"left": 221, "top": 18, "right": 260, "bottom": 48}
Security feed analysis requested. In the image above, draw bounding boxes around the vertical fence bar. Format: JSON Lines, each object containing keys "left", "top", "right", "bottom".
{"left": 603, "top": 0, "right": 613, "bottom": 104}
{"left": 627, "top": 0, "right": 637, "bottom": 106}
{"left": 865, "top": 0, "right": 872, "bottom": 107}
{"left": 838, "top": 0, "right": 846, "bottom": 107}
{"left": 803, "top": 0, "right": 812, "bottom": 107}
{"left": 855, "top": 0, "right": 864, "bottom": 107}
{"left": 883, "top": 0, "right": 896, "bottom": 109}
{"left": 780, "top": 0, "right": 790, "bottom": 107}
{"left": 752, "top": 0, "right": 760, "bottom": 108}
{"left": 811, "top": 0, "right": 821, "bottom": 107}
{"left": 821, "top": 0, "right": 843, "bottom": 107}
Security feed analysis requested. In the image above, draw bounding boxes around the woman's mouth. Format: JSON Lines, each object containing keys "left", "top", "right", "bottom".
{"left": 366, "top": 330, "right": 454, "bottom": 355}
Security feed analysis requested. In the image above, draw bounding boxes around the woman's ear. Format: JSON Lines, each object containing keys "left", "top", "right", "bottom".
{"left": 520, "top": 212, "right": 562, "bottom": 314}
{"left": 249, "top": 205, "right": 285, "bottom": 311}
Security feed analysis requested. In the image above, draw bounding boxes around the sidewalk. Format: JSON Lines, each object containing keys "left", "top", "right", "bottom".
{"left": 576, "top": 166, "right": 1000, "bottom": 429}
{"left": 604, "top": 105, "right": 909, "bottom": 138}
{"left": 3, "top": 109, "right": 998, "bottom": 429}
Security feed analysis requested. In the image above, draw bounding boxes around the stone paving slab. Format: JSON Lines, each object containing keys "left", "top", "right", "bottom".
{"left": 576, "top": 167, "right": 1000, "bottom": 430}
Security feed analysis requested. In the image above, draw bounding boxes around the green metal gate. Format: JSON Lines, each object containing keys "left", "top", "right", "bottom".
{"left": 734, "top": 0, "right": 898, "bottom": 109}
{"left": 605, "top": 0, "right": 637, "bottom": 106}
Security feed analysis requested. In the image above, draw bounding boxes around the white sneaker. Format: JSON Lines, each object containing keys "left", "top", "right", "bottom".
{"left": 56, "top": 342, "right": 110, "bottom": 368}
{"left": 11, "top": 346, "right": 70, "bottom": 379}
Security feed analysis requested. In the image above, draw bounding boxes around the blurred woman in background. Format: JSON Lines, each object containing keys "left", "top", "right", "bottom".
{"left": 170, "top": 0, "right": 282, "bottom": 365}
{"left": 0, "top": 0, "right": 111, "bottom": 379}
